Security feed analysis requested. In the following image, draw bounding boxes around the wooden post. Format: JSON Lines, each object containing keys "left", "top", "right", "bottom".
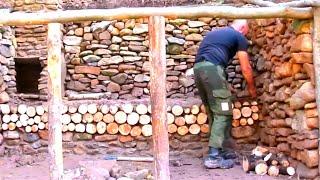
{"left": 47, "top": 23, "right": 64, "bottom": 180}
{"left": 313, "top": 7, "right": 320, "bottom": 175}
{"left": 149, "top": 16, "right": 170, "bottom": 180}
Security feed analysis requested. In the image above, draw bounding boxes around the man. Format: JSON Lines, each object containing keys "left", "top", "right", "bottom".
{"left": 194, "top": 19, "right": 256, "bottom": 169}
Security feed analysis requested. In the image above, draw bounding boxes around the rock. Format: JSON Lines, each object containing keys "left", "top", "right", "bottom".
{"left": 0, "top": 45, "right": 12, "bottom": 58}
{"left": 188, "top": 21, "right": 206, "bottom": 28}
{"left": 174, "top": 65, "right": 188, "bottom": 71}
{"left": 22, "top": 133, "right": 40, "bottom": 143}
{"left": 65, "top": 45, "right": 81, "bottom": 53}
{"left": 136, "top": 141, "right": 149, "bottom": 150}
{"left": 292, "top": 52, "right": 313, "bottom": 64}
{"left": 128, "top": 45, "right": 147, "bottom": 52}
{"left": 122, "top": 36, "right": 144, "bottom": 41}
{"left": 82, "top": 55, "right": 101, "bottom": 63}
{"left": 118, "top": 177, "right": 134, "bottom": 180}
{"left": 3, "top": 130, "right": 20, "bottom": 139}
{"left": 291, "top": 34, "right": 312, "bottom": 52}
{"left": 31, "top": 141, "right": 42, "bottom": 149}
{"left": 167, "top": 36, "right": 185, "bottom": 45}
{"left": 112, "top": 36, "right": 122, "bottom": 43}
{"left": 123, "top": 56, "right": 142, "bottom": 62}
{"left": 67, "top": 81, "right": 88, "bottom": 91}
{"left": 63, "top": 36, "right": 82, "bottom": 46}
{"left": 98, "top": 56, "right": 124, "bottom": 65}
{"left": 99, "top": 31, "right": 111, "bottom": 40}
{"left": 132, "top": 87, "right": 143, "bottom": 97}
{"left": 0, "top": 91, "right": 9, "bottom": 103}
{"left": 134, "top": 74, "right": 150, "bottom": 82}
{"left": 95, "top": 134, "right": 118, "bottom": 141}
{"left": 179, "top": 77, "right": 195, "bottom": 87}
{"left": 107, "top": 82, "right": 121, "bottom": 92}
{"left": 110, "top": 164, "right": 121, "bottom": 178}
{"left": 120, "top": 51, "right": 137, "bottom": 56}
{"left": 120, "top": 29, "right": 133, "bottom": 36}
{"left": 101, "top": 69, "right": 119, "bottom": 76}
{"left": 296, "top": 162, "right": 318, "bottom": 179}
{"left": 124, "top": 169, "right": 149, "bottom": 180}
{"left": 73, "top": 133, "right": 93, "bottom": 141}
{"left": 111, "top": 73, "right": 128, "bottom": 85}
{"left": 290, "top": 82, "right": 315, "bottom": 109}
{"left": 75, "top": 66, "right": 100, "bottom": 75}
{"left": 169, "top": 19, "right": 188, "bottom": 26}
{"left": 186, "top": 45, "right": 198, "bottom": 55}
{"left": 63, "top": 132, "right": 73, "bottom": 142}
{"left": 133, "top": 24, "right": 148, "bottom": 34}
{"left": 303, "top": 63, "right": 315, "bottom": 85}
{"left": 94, "top": 49, "right": 111, "bottom": 55}
{"left": 79, "top": 50, "right": 93, "bottom": 57}
{"left": 91, "top": 21, "right": 112, "bottom": 32}
{"left": 73, "top": 144, "right": 87, "bottom": 155}
{"left": 167, "top": 44, "right": 184, "bottom": 55}
{"left": 0, "top": 54, "right": 9, "bottom": 64}
{"left": 185, "top": 34, "right": 203, "bottom": 41}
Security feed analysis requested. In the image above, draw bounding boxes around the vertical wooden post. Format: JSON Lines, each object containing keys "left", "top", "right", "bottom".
{"left": 47, "top": 23, "right": 64, "bottom": 180}
{"left": 149, "top": 16, "right": 170, "bottom": 180}
{"left": 313, "top": 7, "right": 320, "bottom": 176}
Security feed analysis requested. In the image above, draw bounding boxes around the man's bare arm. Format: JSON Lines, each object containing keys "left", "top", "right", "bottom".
{"left": 237, "top": 51, "right": 257, "bottom": 98}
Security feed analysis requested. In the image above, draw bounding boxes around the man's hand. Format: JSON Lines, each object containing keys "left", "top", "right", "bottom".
{"left": 238, "top": 51, "right": 257, "bottom": 98}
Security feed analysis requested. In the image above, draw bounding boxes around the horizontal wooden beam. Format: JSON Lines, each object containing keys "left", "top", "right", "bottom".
{"left": 0, "top": 6, "right": 312, "bottom": 26}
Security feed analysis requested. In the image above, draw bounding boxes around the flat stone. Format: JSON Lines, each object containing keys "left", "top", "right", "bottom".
{"left": 67, "top": 81, "right": 88, "bottom": 91}
{"left": 0, "top": 45, "right": 12, "bottom": 58}
{"left": 65, "top": 46, "right": 81, "bottom": 53}
{"left": 63, "top": 132, "right": 74, "bottom": 142}
{"left": 91, "top": 21, "right": 112, "bottom": 32}
{"left": 75, "top": 66, "right": 100, "bottom": 75}
{"left": 132, "top": 87, "right": 143, "bottom": 97}
{"left": 179, "top": 77, "right": 195, "bottom": 87}
{"left": 31, "top": 141, "right": 42, "bottom": 149}
{"left": 174, "top": 64, "right": 188, "bottom": 71}
{"left": 291, "top": 34, "right": 312, "bottom": 52}
{"left": 95, "top": 134, "right": 118, "bottom": 141}
{"left": 169, "top": 19, "right": 188, "bottom": 26}
{"left": 120, "top": 51, "right": 137, "bottom": 56}
{"left": 120, "top": 29, "right": 133, "bottom": 36}
{"left": 109, "top": 44, "right": 120, "bottom": 51}
{"left": 0, "top": 55, "right": 10, "bottom": 65}
{"left": 98, "top": 56, "right": 124, "bottom": 65}
{"left": 99, "top": 31, "right": 111, "bottom": 40}
{"left": 22, "top": 133, "right": 40, "bottom": 143}
{"left": 73, "top": 133, "right": 93, "bottom": 141}
{"left": 111, "top": 36, "right": 122, "bottom": 43}
{"left": 128, "top": 45, "right": 147, "bottom": 52}
{"left": 101, "top": 69, "right": 119, "bottom": 76}
{"left": 0, "top": 91, "right": 9, "bottom": 103}
{"left": 133, "top": 24, "right": 148, "bottom": 34}
{"left": 187, "top": 21, "right": 206, "bottom": 28}
{"left": 38, "top": 130, "right": 48, "bottom": 140}
{"left": 82, "top": 55, "right": 101, "bottom": 63}
{"left": 111, "top": 73, "right": 128, "bottom": 85}
{"left": 89, "top": 44, "right": 109, "bottom": 50}
{"left": 185, "top": 34, "right": 203, "bottom": 41}
{"left": 63, "top": 36, "right": 82, "bottom": 46}
{"left": 79, "top": 50, "right": 93, "bottom": 57}
{"left": 134, "top": 74, "right": 150, "bottom": 82}
{"left": 122, "top": 36, "right": 144, "bottom": 41}
{"left": 94, "top": 49, "right": 111, "bottom": 55}
{"left": 165, "top": 24, "right": 175, "bottom": 32}
{"left": 124, "top": 169, "right": 149, "bottom": 180}
{"left": 107, "top": 82, "right": 121, "bottom": 92}
{"left": 123, "top": 56, "right": 141, "bottom": 62}
{"left": 167, "top": 36, "right": 185, "bottom": 45}
{"left": 167, "top": 44, "right": 184, "bottom": 55}
{"left": 186, "top": 45, "right": 198, "bottom": 55}
{"left": 3, "top": 130, "right": 20, "bottom": 139}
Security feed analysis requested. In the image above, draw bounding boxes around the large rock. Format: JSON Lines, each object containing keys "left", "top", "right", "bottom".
{"left": 22, "top": 133, "right": 40, "bottom": 143}
{"left": 167, "top": 36, "right": 185, "bottom": 45}
{"left": 179, "top": 77, "right": 195, "bottom": 87}
{"left": 296, "top": 161, "right": 318, "bottom": 179}
{"left": 133, "top": 24, "right": 148, "bottom": 34}
{"left": 0, "top": 45, "right": 11, "bottom": 58}
{"left": 231, "top": 126, "right": 255, "bottom": 139}
{"left": 63, "top": 36, "right": 82, "bottom": 46}
{"left": 187, "top": 21, "right": 206, "bottom": 28}
{"left": 107, "top": 82, "right": 121, "bottom": 92}
{"left": 167, "top": 44, "right": 183, "bottom": 55}
{"left": 82, "top": 55, "right": 101, "bottom": 63}
{"left": 91, "top": 21, "right": 112, "bottom": 32}
{"left": 290, "top": 82, "right": 315, "bottom": 110}
{"left": 98, "top": 56, "right": 124, "bottom": 65}
{"left": 291, "top": 34, "right": 312, "bottom": 52}
{"left": 65, "top": 46, "right": 81, "bottom": 53}
{"left": 75, "top": 66, "right": 100, "bottom": 75}
{"left": 132, "top": 87, "right": 143, "bottom": 97}
{"left": 124, "top": 169, "right": 149, "bottom": 180}
{"left": 111, "top": 73, "right": 128, "bottom": 85}
{"left": 185, "top": 34, "right": 203, "bottom": 41}
{"left": 134, "top": 74, "right": 150, "bottom": 82}
{"left": 123, "top": 56, "right": 141, "bottom": 62}
{"left": 3, "top": 130, "right": 20, "bottom": 139}
{"left": 67, "top": 81, "right": 88, "bottom": 91}
{"left": 128, "top": 45, "right": 147, "bottom": 52}
{"left": 0, "top": 91, "right": 9, "bottom": 103}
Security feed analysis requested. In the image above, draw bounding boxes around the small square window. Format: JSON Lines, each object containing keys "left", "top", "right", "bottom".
{"left": 15, "top": 57, "right": 42, "bottom": 94}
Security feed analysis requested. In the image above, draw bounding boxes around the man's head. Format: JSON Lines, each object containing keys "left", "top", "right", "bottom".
{"left": 231, "top": 19, "right": 249, "bottom": 35}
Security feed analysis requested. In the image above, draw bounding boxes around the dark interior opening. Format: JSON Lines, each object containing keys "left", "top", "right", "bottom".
{"left": 15, "top": 57, "right": 42, "bottom": 94}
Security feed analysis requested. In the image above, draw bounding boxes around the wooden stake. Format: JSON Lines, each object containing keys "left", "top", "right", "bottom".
{"left": 313, "top": 7, "right": 320, "bottom": 175}
{"left": 149, "top": 15, "right": 170, "bottom": 180}
{"left": 47, "top": 23, "right": 64, "bottom": 180}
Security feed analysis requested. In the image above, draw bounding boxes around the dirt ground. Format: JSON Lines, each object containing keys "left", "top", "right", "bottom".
{"left": 0, "top": 153, "right": 291, "bottom": 180}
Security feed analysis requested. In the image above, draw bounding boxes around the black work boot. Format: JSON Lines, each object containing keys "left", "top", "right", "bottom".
{"left": 204, "top": 147, "right": 234, "bottom": 169}
{"left": 219, "top": 149, "right": 237, "bottom": 159}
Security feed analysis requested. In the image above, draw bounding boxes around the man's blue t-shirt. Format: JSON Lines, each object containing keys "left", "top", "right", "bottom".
{"left": 195, "top": 26, "right": 249, "bottom": 67}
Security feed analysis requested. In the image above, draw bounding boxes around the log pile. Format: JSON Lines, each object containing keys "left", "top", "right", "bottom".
{"left": 232, "top": 101, "right": 260, "bottom": 127}
{"left": 0, "top": 103, "right": 209, "bottom": 137}
{"left": 63, "top": 18, "right": 233, "bottom": 100}
{"left": 249, "top": 18, "right": 318, "bottom": 177}
{"left": 243, "top": 146, "right": 295, "bottom": 177}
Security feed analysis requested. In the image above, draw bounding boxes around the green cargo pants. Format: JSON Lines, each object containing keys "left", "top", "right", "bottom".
{"left": 194, "top": 61, "right": 233, "bottom": 148}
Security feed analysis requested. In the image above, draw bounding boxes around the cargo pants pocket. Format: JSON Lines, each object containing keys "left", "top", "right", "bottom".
{"left": 210, "top": 89, "right": 233, "bottom": 116}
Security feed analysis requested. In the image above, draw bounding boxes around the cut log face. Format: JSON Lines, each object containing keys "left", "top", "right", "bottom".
{"left": 86, "top": 123, "right": 97, "bottom": 134}
{"left": 191, "top": 105, "right": 200, "bottom": 115}
{"left": 26, "top": 106, "right": 36, "bottom": 117}
{"left": 184, "top": 107, "right": 191, "bottom": 114}
{"left": 168, "top": 124, "right": 178, "bottom": 134}
{"left": 115, "top": 111, "right": 127, "bottom": 124}
{"left": 25, "top": 125, "right": 32, "bottom": 133}
{"left": 36, "top": 106, "right": 45, "bottom": 115}
{"left": 103, "top": 114, "right": 114, "bottom": 123}
{"left": 93, "top": 112, "right": 103, "bottom": 122}
{"left": 127, "top": 112, "right": 139, "bottom": 125}
{"left": 41, "top": 113, "right": 48, "bottom": 123}
{"left": 75, "top": 123, "right": 86, "bottom": 133}
{"left": 121, "top": 103, "right": 134, "bottom": 114}
{"left": 96, "top": 121, "right": 107, "bottom": 134}
{"left": 68, "top": 123, "right": 76, "bottom": 131}
{"left": 8, "top": 122, "right": 16, "bottom": 131}
{"left": 177, "top": 126, "right": 189, "bottom": 136}
{"left": 136, "top": 104, "right": 148, "bottom": 115}
{"left": 87, "top": 104, "right": 98, "bottom": 114}
{"left": 197, "top": 112, "right": 208, "bottom": 124}
{"left": 62, "top": 114, "right": 71, "bottom": 125}
{"left": 38, "top": 122, "right": 45, "bottom": 130}
{"left": 185, "top": 114, "right": 197, "bottom": 124}
{"left": 200, "top": 124, "right": 209, "bottom": 133}
{"left": 200, "top": 104, "right": 207, "bottom": 113}
{"left": 71, "top": 113, "right": 82, "bottom": 124}
{"left": 234, "top": 101, "right": 242, "bottom": 108}
{"left": 130, "top": 126, "right": 142, "bottom": 137}
{"left": 268, "top": 165, "right": 279, "bottom": 176}
{"left": 107, "top": 122, "right": 119, "bottom": 135}
{"left": 239, "top": 118, "right": 247, "bottom": 126}
{"left": 78, "top": 104, "right": 88, "bottom": 114}
{"left": 83, "top": 113, "right": 94, "bottom": 123}
{"left": 232, "top": 119, "right": 240, "bottom": 127}
{"left": 255, "top": 161, "right": 268, "bottom": 175}
{"left": 172, "top": 105, "right": 184, "bottom": 116}
{"left": 139, "top": 114, "right": 151, "bottom": 125}
{"left": 34, "top": 116, "right": 41, "bottom": 124}
{"left": 141, "top": 124, "right": 152, "bottom": 136}
{"left": 167, "top": 113, "right": 175, "bottom": 124}
{"left": 68, "top": 106, "right": 78, "bottom": 113}
{"left": 189, "top": 124, "right": 200, "bottom": 135}
{"left": 233, "top": 109, "right": 242, "bottom": 119}
{"left": 18, "top": 104, "right": 27, "bottom": 114}
{"left": 175, "top": 117, "right": 186, "bottom": 126}
{"left": 241, "top": 107, "right": 252, "bottom": 118}
{"left": 100, "top": 105, "right": 110, "bottom": 114}
{"left": 109, "top": 105, "right": 119, "bottom": 115}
